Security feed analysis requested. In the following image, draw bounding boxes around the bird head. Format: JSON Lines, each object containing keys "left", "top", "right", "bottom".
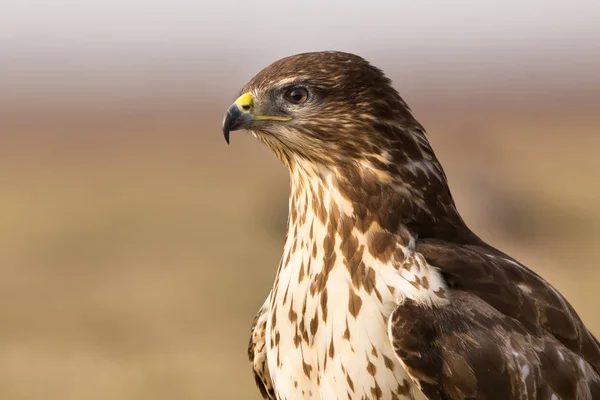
{"left": 222, "top": 51, "right": 428, "bottom": 170}
{"left": 222, "top": 51, "right": 470, "bottom": 240}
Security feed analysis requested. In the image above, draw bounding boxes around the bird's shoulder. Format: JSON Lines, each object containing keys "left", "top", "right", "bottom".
{"left": 415, "top": 237, "right": 600, "bottom": 371}
{"left": 387, "top": 238, "right": 600, "bottom": 399}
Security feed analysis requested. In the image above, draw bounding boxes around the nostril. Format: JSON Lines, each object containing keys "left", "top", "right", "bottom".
{"left": 241, "top": 105, "right": 251, "bottom": 111}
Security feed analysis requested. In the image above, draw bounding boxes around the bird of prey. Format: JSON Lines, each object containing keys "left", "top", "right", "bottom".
{"left": 221, "top": 51, "right": 600, "bottom": 400}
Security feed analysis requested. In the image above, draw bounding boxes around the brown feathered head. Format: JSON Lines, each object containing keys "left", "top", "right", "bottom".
{"left": 222, "top": 51, "right": 474, "bottom": 244}
{"left": 222, "top": 51, "right": 433, "bottom": 170}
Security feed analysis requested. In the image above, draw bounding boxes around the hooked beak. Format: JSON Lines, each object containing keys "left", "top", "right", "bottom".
{"left": 221, "top": 92, "right": 291, "bottom": 144}
{"left": 222, "top": 93, "right": 254, "bottom": 144}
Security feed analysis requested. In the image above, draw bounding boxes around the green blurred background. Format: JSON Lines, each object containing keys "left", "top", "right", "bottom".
{"left": 1, "top": 1, "right": 599, "bottom": 399}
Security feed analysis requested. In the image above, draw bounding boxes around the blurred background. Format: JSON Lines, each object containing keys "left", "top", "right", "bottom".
{"left": 1, "top": 1, "right": 599, "bottom": 399}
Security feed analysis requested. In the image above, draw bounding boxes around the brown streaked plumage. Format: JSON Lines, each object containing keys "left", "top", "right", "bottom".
{"left": 222, "top": 51, "right": 600, "bottom": 399}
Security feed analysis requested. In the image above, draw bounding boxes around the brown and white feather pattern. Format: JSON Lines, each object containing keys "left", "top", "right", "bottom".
{"left": 232, "top": 51, "right": 600, "bottom": 399}
{"left": 257, "top": 160, "right": 447, "bottom": 400}
{"left": 249, "top": 297, "right": 276, "bottom": 400}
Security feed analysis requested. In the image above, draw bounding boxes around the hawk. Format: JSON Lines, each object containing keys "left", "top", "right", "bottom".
{"left": 221, "top": 51, "right": 600, "bottom": 399}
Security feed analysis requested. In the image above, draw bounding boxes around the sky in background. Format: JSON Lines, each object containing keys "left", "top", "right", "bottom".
{"left": 1, "top": 0, "right": 599, "bottom": 110}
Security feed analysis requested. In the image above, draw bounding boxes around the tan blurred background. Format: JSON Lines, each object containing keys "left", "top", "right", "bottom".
{"left": 1, "top": 1, "right": 599, "bottom": 399}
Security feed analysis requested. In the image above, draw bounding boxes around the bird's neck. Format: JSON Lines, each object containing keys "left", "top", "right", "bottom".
{"left": 278, "top": 161, "right": 417, "bottom": 296}
{"left": 284, "top": 157, "right": 472, "bottom": 249}
{"left": 275, "top": 159, "right": 457, "bottom": 308}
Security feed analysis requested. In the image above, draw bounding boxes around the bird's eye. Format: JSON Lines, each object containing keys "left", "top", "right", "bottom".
{"left": 285, "top": 87, "right": 309, "bottom": 105}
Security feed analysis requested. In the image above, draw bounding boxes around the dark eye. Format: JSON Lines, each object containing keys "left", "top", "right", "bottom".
{"left": 285, "top": 87, "right": 309, "bottom": 105}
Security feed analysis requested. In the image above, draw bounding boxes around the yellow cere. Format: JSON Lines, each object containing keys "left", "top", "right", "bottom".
{"left": 235, "top": 92, "right": 292, "bottom": 121}
{"left": 235, "top": 92, "right": 253, "bottom": 112}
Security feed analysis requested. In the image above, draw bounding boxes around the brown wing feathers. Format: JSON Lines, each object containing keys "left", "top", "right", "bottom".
{"left": 389, "top": 239, "right": 600, "bottom": 400}
{"left": 248, "top": 308, "right": 276, "bottom": 400}
{"left": 390, "top": 291, "right": 600, "bottom": 399}
{"left": 416, "top": 239, "right": 600, "bottom": 373}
